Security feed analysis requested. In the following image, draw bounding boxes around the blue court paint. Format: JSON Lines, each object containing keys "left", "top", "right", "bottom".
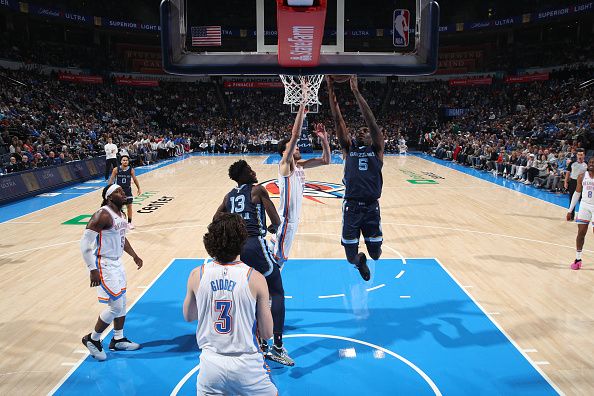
{"left": 264, "top": 153, "right": 344, "bottom": 164}
{"left": 53, "top": 258, "right": 558, "bottom": 396}
{"left": 412, "top": 153, "right": 569, "bottom": 208}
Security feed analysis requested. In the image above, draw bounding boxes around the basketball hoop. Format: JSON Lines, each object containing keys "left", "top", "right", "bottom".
{"left": 279, "top": 74, "right": 324, "bottom": 108}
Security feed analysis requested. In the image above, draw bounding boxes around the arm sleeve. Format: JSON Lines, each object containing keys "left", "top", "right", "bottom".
{"left": 568, "top": 191, "right": 581, "bottom": 213}
{"left": 80, "top": 229, "right": 99, "bottom": 271}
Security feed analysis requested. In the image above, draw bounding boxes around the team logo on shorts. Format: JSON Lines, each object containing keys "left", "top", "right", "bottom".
{"left": 261, "top": 180, "right": 344, "bottom": 204}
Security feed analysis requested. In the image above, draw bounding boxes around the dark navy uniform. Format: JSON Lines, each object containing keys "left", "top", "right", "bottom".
{"left": 116, "top": 166, "right": 133, "bottom": 204}
{"left": 224, "top": 184, "right": 284, "bottom": 340}
{"left": 341, "top": 141, "right": 383, "bottom": 259}
{"left": 225, "top": 184, "right": 277, "bottom": 276}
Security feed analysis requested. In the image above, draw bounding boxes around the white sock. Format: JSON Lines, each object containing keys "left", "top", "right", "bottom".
{"left": 91, "top": 331, "right": 101, "bottom": 341}
{"left": 113, "top": 329, "right": 124, "bottom": 340}
{"left": 576, "top": 250, "right": 582, "bottom": 260}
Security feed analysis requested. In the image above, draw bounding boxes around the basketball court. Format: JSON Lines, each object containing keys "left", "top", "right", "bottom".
{"left": 1, "top": 153, "right": 592, "bottom": 395}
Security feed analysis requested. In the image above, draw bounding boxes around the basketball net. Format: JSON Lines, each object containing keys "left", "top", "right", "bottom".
{"left": 279, "top": 74, "right": 324, "bottom": 109}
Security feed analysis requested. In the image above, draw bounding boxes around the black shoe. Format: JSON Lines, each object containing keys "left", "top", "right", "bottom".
{"left": 82, "top": 333, "right": 107, "bottom": 361}
{"left": 267, "top": 345, "right": 295, "bottom": 366}
{"left": 356, "top": 252, "right": 371, "bottom": 281}
{"left": 109, "top": 337, "right": 141, "bottom": 351}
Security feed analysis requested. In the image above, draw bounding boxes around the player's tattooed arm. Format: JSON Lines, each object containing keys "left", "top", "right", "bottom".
{"left": 213, "top": 194, "right": 229, "bottom": 221}
{"left": 255, "top": 186, "right": 280, "bottom": 231}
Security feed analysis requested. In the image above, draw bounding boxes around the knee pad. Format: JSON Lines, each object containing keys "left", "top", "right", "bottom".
{"left": 99, "top": 296, "right": 126, "bottom": 323}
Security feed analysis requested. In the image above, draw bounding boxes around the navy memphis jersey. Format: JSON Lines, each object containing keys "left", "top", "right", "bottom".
{"left": 343, "top": 141, "right": 383, "bottom": 201}
{"left": 116, "top": 166, "right": 132, "bottom": 193}
{"left": 225, "top": 184, "right": 267, "bottom": 237}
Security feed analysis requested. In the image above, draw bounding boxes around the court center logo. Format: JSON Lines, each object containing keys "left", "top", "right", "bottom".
{"left": 261, "top": 180, "right": 344, "bottom": 204}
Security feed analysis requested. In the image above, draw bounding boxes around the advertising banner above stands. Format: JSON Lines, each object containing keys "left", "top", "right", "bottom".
{"left": 2, "top": 1, "right": 592, "bottom": 35}
{"left": 115, "top": 78, "right": 159, "bottom": 87}
{"left": 58, "top": 74, "right": 103, "bottom": 84}
{"left": 449, "top": 77, "right": 493, "bottom": 86}
{"left": 224, "top": 81, "right": 284, "bottom": 89}
{"left": 504, "top": 73, "right": 549, "bottom": 83}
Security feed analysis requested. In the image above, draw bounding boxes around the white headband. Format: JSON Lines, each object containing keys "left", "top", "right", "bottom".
{"left": 105, "top": 184, "right": 121, "bottom": 198}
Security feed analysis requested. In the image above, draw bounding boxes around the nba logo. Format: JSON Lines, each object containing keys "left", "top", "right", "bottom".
{"left": 393, "top": 9, "right": 410, "bottom": 47}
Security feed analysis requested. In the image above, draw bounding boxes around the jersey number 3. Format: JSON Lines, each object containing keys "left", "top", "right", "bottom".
{"left": 214, "top": 300, "right": 233, "bottom": 334}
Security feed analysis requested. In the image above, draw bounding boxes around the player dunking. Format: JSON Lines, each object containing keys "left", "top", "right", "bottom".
{"left": 183, "top": 213, "right": 277, "bottom": 395}
{"left": 214, "top": 160, "right": 294, "bottom": 366}
{"left": 273, "top": 100, "right": 330, "bottom": 265}
{"left": 567, "top": 157, "right": 594, "bottom": 269}
{"left": 327, "top": 75, "right": 384, "bottom": 281}
{"left": 80, "top": 184, "right": 143, "bottom": 361}
{"left": 108, "top": 155, "right": 141, "bottom": 230}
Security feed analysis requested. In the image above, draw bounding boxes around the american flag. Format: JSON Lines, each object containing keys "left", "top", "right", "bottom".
{"left": 191, "top": 26, "right": 222, "bottom": 47}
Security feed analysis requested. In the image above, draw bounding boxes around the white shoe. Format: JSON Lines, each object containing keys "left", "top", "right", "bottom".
{"left": 109, "top": 337, "right": 141, "bottom": 351}
{"left": 82, "top": 334, "right": 107, "bottom": 361}
{"left": 128, "top": 223, "right": 135, "bottom": 230}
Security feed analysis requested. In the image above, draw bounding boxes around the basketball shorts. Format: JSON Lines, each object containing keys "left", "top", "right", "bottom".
{"left": 96, "top": 257, "right": 127, "bottom": 303}
{"left": 341, "top": 199, "right": 383, "bottom": 246}
{"left": 273, "top": 219, "right": 298, "bottom": 264}
{"left": 240, "top": 236, "right": 277, "bottom": 277}
{"left": 124, "top": 188, "right": 133, "bottom": 205}
{"left": 576, "top": 202, "right": 594, "bottom": 226}
{"left": 197, "top": 349, "right": 277, "bottom": 396}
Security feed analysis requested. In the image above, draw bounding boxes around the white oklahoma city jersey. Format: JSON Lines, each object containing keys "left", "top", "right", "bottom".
{"left": 97, "top": 205, "right": 127, "bottom": 260}
{"left": 278, "top": 164, "right": 305, "bottom": 223}
{"left": 581, "top": 171, "right": 594, "bottom": 205}
{"left": 195, "top": 261, "right": 258, "bottom": 354}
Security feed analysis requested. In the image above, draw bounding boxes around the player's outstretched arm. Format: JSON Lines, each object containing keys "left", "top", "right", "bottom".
{"left": 567, "top": 173, "right": 584, "bottom": 220}
{"left": 350, "top": 76, "right": 384, "bottom": 157}
{"left": 280, "top": 101, "right": 307, "bottom": 176}
{"left": 326, "top": 76, "right": 350, "bottom": 151}
{"left": 249, "top": 270, "right": 273, "bottom": 340}
{"left": 183, "top": 268, "right": 200, "bottom": 322}
{"left": 256, "top": 186, "right": 280, "bottom": 232}
{"left": 299, "top": 123, "right": 331, "bottom": 169}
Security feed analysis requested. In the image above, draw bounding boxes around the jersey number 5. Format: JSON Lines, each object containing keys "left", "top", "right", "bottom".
{"left": 214, "top": 300, "right": 233, "bottom": 334}
{"left": 359, "top": 158, "right": 368, "bottom": 171}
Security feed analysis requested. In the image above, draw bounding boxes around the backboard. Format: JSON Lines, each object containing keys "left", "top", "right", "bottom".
{"left": 160, "top": 0, "right": 439, "bottom": 76}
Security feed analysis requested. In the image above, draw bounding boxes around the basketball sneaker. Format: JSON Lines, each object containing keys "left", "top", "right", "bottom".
{"left": 356, "top": 252, "right": 371, "bottom": 281}
{"left": 109, "top": 337, "right": 141, "bottom": 351}
{"left": 267, "top": 345, "right": 295, "bottom": 367}
{"left": 127, "top": 222, "right": 135, "bottom": 230}
{"left": 571, "top": 259, "right": 582, "bottom": 270}
{"left": 82, "top": 334, "right": 107, "bottom": 361}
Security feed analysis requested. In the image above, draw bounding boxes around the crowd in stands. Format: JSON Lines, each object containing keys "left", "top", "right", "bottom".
{"left": 1, "top": 65, "right": 592, "bottom": 191}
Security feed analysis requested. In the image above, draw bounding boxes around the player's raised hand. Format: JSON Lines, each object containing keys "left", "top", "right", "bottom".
{"left": 314, "top": 123, "right": 328, "bottom": 140}
{"left": 349, "top": 75, "right": 359, "bottom": 92}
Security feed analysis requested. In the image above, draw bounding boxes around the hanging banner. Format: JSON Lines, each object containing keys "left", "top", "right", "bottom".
{"left": 504, "top": 73, "right": 549, "bottom": 83}
{"left": 449, "top": 77, "right": 492, "bottom": 86}
{"left": 58, "top": 74, "right": 103, "bottom": 84}
{"left": 115, "top": 78, "right": 159, "bottom": 87}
